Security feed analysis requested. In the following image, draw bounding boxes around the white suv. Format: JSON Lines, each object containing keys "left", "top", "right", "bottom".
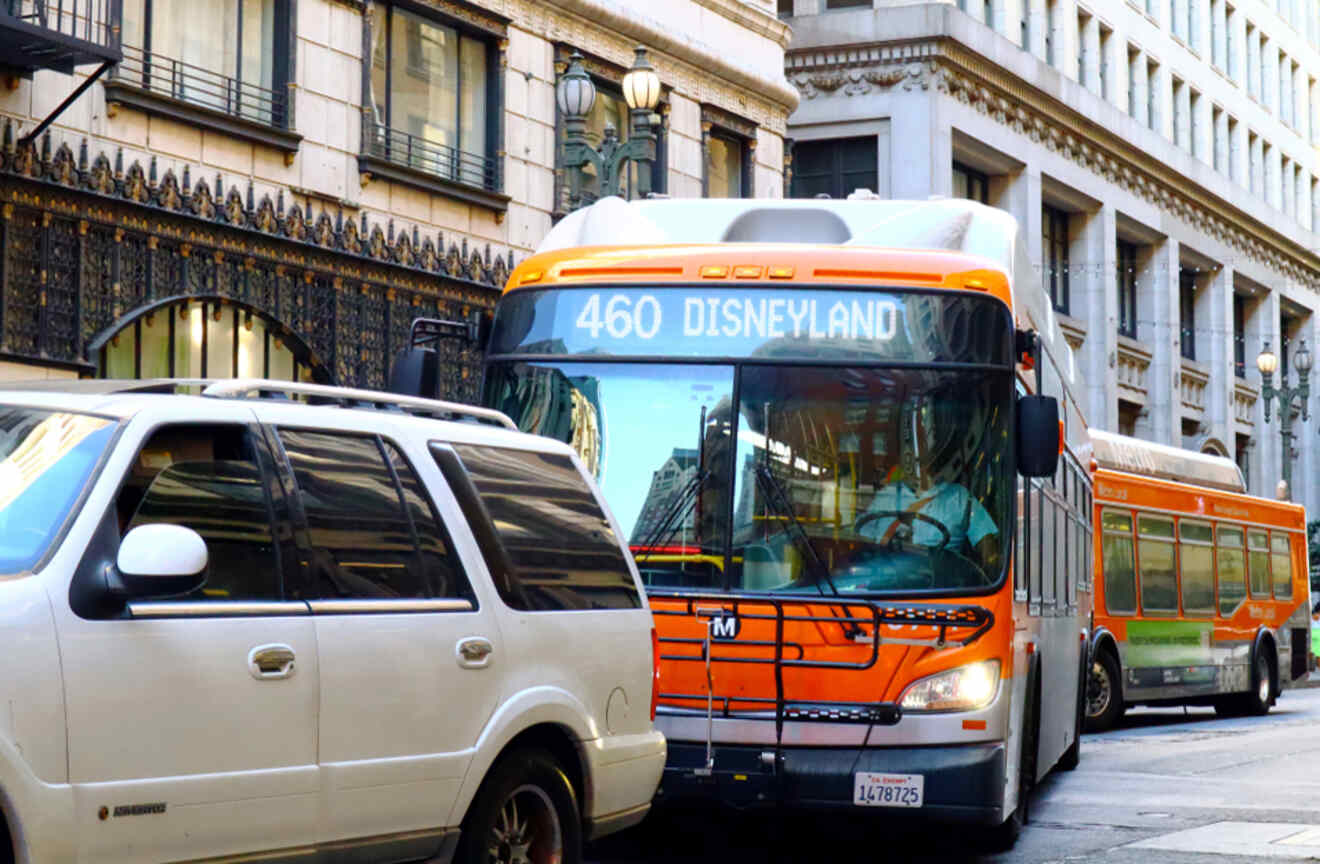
{"left": 0, "top": 379, "right": 664, "bottom": 864}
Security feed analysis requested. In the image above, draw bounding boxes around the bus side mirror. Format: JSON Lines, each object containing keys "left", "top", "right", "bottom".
{"left": 1017, "top": 395, "right": 1060, "bottom": 478}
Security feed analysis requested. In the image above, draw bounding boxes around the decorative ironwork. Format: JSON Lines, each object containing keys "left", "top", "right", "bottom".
{"left": 0, "top": 128, "right": 511, "bottom": 396}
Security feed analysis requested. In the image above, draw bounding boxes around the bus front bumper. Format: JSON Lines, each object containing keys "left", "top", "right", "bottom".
{"left": 656, "top": 740, "right": 1007, "bottom": 825}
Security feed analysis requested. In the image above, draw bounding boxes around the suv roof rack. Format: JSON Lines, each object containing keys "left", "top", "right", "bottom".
{"left": 201, "top": 379, "right": 518, "bottom": 430}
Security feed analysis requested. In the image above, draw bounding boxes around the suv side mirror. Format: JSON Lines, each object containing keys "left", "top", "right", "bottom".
{"left": 1017, "top": 395, "right": 1061, "bottom": 478}
{"left": 116, "top": 523, "right": 208, "bottom": 598}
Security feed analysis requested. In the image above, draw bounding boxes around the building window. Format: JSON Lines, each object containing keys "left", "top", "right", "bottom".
{"left": 1180, "top": 268, "right": 1197, "bottom": 361}
{"left": 1099, "top": 24, "right": 1112, "bottom": 99}
{"left": 1173, "top": 76, "right": 1186, "bottom": 148}
{"left": 1127, "top": 46, "right": 1140, "bottom": 118}
{"left": 707, "top": 131, "right": 748, "bottom": 198}
{"left": 792, "top": 136, "right": 878, "bottom": 199}
{"left": 1117, "top": 240, "right": 1139, "bottom": 340}
{"left": 1045, "top": 0, "right": 1057, "bottom": 64}
{"left": 1076, "top": 10, "right": 1088, "bottom": 82}
{"left": 117, "top": 0, "right": 292, "bottom": 129}
{"left": 778, "top": 0, "right": 792, "bottom": 17}
{"left": 1213, "top": 105, "right": 1224, "bottom": 171}
{"left": 366, "top": 2, "right": 500, "bottom": 193}
{"left": 1147, "top": 58, "right": 1159, "bottom": 131}
{"left": 1235, "top": 433, "right": 1251, "bottom": 490}
{"left": 983, "top": 0, "right": 993, "bottom": 29}
{"left": 952, "top": 161, "right": 988, "bottom": 203}
{"left": 825, "top": 0, "right": 870, "bottom": 7}
{"left": 1042, "top": 204, "right": 1070, "bottom": 314}
{"left": 1233, "top": 293, "right": 1247, "bottom": 378}
{"left": 1190, "top": 88, "right": 1202, "bottom": 159}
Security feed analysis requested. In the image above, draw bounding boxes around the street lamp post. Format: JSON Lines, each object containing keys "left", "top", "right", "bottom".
{"left": 556, "top": 48, "right": 663, "bottom": 208}
{"left": 1257, "top": 339, "right": 1313, "bottom": 500}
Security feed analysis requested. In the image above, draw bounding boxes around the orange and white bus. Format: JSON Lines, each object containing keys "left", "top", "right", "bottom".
{"left": 479, "top": 197, "right": 1093, "bottom": 845}
{"left": 1086, "top": 430, "right": 1312, "bottom": 731}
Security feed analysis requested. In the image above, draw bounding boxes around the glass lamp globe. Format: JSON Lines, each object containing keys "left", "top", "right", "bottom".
{"left": 1256, "top": 343, "right": 1278, "bottom": 376}
{"left": 622, "top": 47, "right": 662, "bottom": 112}
{"left": 556, "top": 52, "right": 596, "bottom": 119}
{"left": 1294, "top": 340, "right": 1313, "bottom": 375}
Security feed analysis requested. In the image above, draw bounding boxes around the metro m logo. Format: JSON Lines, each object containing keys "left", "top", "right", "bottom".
{"left": 708, "top": 611, "right": 740, "bottom": 641}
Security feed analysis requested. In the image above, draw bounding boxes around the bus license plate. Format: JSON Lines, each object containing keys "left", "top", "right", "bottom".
{"left": 853, "top": 772, "right": 924, "bottom": 808}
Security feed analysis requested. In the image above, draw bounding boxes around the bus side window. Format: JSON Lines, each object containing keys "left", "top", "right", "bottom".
{"left": 1247, "top": 530, "right": 1270, "bottom": 598}
{"left": 1015, "top": 476, "right": 1027, "bottom": 600}
{"left": 1101, "top": 510, "right": 1137, "bottom": 615}
{"left": 1137, "top": 515, "right": 1177, "bottom": 614}
{"left": 1217, "top": 526, "right": 1246, "bottom": 616}
{"left": 1270, "top": 533, "right": 1292, "bottom": 599}
{"left": 1042, "top": 489, "right": 1057, "bottom": 610}
{"left": 1178, "top": 520, "right": 1215, "bottom": 615}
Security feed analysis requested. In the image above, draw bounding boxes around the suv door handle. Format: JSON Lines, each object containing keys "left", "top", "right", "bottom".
{"left": 249, "top": 644, "right": 296, "bottom": 680}
{"left": 457, "top": 637, "right": 494, "bottom": 669}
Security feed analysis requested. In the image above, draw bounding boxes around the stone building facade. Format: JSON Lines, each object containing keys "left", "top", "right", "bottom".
{"left": 0, "top": 0, "right": 793, "bottom": 398}
{"left": 786, "top": 0, "right": 1320, "bottom": 509}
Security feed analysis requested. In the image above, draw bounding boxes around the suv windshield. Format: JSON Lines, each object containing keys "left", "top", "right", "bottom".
{"left": 486, "top": 362, "right": 1012, "bottom": 596}
{"left": 0, "top": 407, "right": 116, "bottom": 574}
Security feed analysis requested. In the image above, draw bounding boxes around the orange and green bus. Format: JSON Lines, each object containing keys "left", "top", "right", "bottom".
{"left": 1086, "top": 430, "right": 1312, "bottom": 731}
{"left": 479, "top": 197, "right": 1093, "bottom": 845}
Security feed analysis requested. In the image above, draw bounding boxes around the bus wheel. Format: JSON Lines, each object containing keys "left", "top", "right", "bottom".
{"left": 1243, "top": 649, "right": 1274, "bottom": 716}
{"left": 1084, "top": 650, "right": 1123, "bottom": 733}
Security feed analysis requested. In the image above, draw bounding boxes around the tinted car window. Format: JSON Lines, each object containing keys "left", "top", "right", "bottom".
{"left": 448, "top": 444, "right": 640, "bottom": 610}
{"left": 383, "top": 441, "right": 472, "bottom": 602}
{"left": 279, "top": 430, "right": 430, "bottom": 599}
{"left": 119, "top": 424, "right": 281, "bottom": 601}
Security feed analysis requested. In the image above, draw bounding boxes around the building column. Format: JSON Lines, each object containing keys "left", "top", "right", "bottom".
{"left": 1137, "top": 238, "right": 1179, "bottom": 445}
{"left": 1079, "top": 205, "right": 1117, "bottom": 430}
{"left": 890, "top": 90, "right": 950, "bottom": 199}
{"left": 1203, "top": 263, "right": 1234, "bottom": 456}
{"left": 1245, "top": 288, "right": 1282, "bottom": 497}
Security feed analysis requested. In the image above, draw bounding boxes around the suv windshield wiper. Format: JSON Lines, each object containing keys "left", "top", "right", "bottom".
{"left": 753, "top": 463, "right": 862, "bottom": 639}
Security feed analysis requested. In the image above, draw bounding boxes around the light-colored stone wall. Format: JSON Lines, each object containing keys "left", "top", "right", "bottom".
{"left": 0, "top": 0, "right": 793, "bottom": 273}
{"left": 788, "top": 1, "right": 1320, "bottom": 510}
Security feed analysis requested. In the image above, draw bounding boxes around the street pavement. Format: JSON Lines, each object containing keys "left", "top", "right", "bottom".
{"left": 589, "top": 684, "right": 1320, "bottom": 863}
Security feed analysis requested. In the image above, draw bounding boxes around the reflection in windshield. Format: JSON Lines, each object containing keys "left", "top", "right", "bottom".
{"left": 0, "top": 408, "right": 115, "bottom": 574}
{"left": 487, "top": 361, "right": 1011, "bottom": 595}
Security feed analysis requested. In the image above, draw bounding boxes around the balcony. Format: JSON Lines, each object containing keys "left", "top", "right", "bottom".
{"left": 359, "top": 120, "right": 509, "bottom": 214}
{"left": 0, "top": 0, "right": 120, "bottom": 76}
{"left": 1233, "top": 378, "right": 1259, "bottom": 428}
{"left": 1116, "top": 334, "right": 1153, "bottom": 407}
{"left": 104, "top": 44, "right": 300, "bottom": 153}
{"left": 1179, "top": 357, "right": 1210, "bottom": 419}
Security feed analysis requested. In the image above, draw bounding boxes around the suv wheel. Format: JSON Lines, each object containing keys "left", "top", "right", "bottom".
{"left": 461, "top": 747, "right": 583, "bottom": 864}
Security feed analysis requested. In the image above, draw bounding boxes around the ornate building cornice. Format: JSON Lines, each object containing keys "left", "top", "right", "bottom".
{"left": 788, "top": 37, "right": 1320, "bottom": 294}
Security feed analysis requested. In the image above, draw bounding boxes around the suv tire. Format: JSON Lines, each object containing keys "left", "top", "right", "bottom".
{"left": 460, "top": 747, "right": 583, "bottom": 864}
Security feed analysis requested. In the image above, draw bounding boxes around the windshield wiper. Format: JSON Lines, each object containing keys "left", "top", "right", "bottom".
{"left": 632, "top": 468, "right": 710, "bottom": 563}
{"left": 753, "top": 462, "right": 862, "bottom": 640}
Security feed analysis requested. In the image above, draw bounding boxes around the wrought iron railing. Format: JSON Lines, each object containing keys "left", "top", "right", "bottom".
{"left": 363, "top": 120, "right": 500, "bottom": 194}
{"left": 113, "top": 43, "right": 287, "bottom": 129}
{"left": 2, "top": 0, "right": 119, "bottom": 50}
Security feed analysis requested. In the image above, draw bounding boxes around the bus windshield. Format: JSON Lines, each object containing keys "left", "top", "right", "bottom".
{"left": 486, "top": 286, "right": 1014, "bottom": 596}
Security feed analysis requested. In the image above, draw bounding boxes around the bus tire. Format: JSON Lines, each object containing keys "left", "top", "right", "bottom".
{"left": 1057, "top": 647, "right": 1087, "bottom": 771}
{"left": 981, "top": 655, "right": 1039, "bottom": 853}
{"left": 1084, "top": 649, "right": 1123, "bottom": 733}
{"left": 1243, "top": 648, "right": 1274, "bottom": 717}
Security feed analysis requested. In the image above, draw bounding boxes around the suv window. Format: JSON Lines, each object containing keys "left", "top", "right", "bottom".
{"left": 277, "top": 429, "right": 469, "bottom": 601}
{"left": 448, "top": 444, "right": 640, "bottom": 611}
{"left": 117, "top": 423, "right": 283, "bottom": 600}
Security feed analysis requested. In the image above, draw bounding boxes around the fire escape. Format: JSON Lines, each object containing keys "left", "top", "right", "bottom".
{"left": 0, "top": 0, "right": 122, "bottom": 144}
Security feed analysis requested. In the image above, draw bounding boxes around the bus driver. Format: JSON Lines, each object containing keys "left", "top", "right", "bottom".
{"left": 856, "top": 397, "right": 1001, "bottom": 572}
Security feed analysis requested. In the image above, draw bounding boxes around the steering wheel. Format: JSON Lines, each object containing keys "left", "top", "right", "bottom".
{"left": 854, "top": 509, "right": 952, "bottom": 550}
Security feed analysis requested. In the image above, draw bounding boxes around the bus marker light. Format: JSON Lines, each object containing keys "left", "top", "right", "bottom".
{"left": 1026, "top": 642, "right": 1036, "bottom": 654}
{"left": 701, "top": 265, "right": 729, "bottom": 278}
{"left": 768, "top": 266, "right": 795, "bottom": 279}
{"left": 734, "top": 265, "right": 763, "bottom": 279}
{"left": 962, "top": 720, "right": 987, "bottom": 731}
{"left": 1058, "top": 420, "right": 1065, "bottom": 456}
{"left": 520, "top": 270, "right": 543, "bottom": 285}
{"left": 734, "top": 774, "right": 748, "bottom": 781}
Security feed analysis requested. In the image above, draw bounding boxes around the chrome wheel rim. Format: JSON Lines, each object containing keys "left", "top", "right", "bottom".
{"left": 488, "top": 784, "right": 562, "bottom": 864}
{"left": 1257, "top": 658, "right": 1270, "bottom": 705}
{"left": 1087, "top": 661, "right": 1111, "bottom": 719}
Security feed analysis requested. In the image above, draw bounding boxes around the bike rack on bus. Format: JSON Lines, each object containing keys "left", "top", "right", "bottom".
{"left": 648, "top": 591, "right": 995, "bottom": 775}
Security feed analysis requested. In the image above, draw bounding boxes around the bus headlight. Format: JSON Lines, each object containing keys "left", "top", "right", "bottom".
{"left": 899, "top": 660, "right": 1001, "bottom": 713}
